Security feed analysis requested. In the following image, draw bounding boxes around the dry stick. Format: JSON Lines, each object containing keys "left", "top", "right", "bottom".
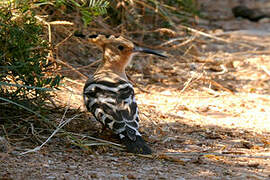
{"left": 123, "top": 0, "right": 176, "bottom": 32}
{"left": 183, "top": 44, "right": 196, "bottom": 57}
{"left": 172, "top": 36, "right": 197, "bottom": 49}
{"left": 64, "top": 77, "right": 85, "bottom": 86}
{"left": 87, "top": 28, "right": 112, "bottom": 34}
{"left": 1, "top": 125, "right": 9, "bottom": 142}
{"left": 200, "top": 77, "right": 234, "bottom": 94}
{"left": 59, "top": 93, "right": 73, "bottom": 125}
{"left": 52, "top": 31, "right": 88, "bottom": 80}
{"left": 126, "top": 28, "right": 177, "bottom": 37}
{"left": 178, "top": 25, "right": 254, "bottom": 48}
{"left": 53, "top": 35, "right": 89, "bottom": 80}
{"left": 47, "top": 96, "right": 58, "bottom": 109}
{"left": 20, "top": 114, "right": 81, "bottom": 155}
{"left": 163, "top": 152, "right": 270, "bottom": 159}
{"left": 180, "top": 75, "right": 194, "bottom": 94}
{"left": 58, "top": 59, "right": 101, "bottom": 72}
{"left": 56, "top": 58, "right": 88, "bottom": 79}
{"left": 262, "top": 65, "right": 270, "bottom": 77}
{"left": 35, "top": 16, "right": 84, "bottom": 81}
{"left": 54, "top": 32, "right": 74, "bottom": 50}
{"left": 94, "top": 17, "right": 115, "bottom": 34}
{"left": 34, "top": 16, "right": 53, "bottom": 58}
{"left": 69, "top": 133, "right": 124, "bottom": 148}
{"left": 127, "top": 75, "right": 150, "bottom": 93}
{"left": 180, "top": 72, "right": 203, "bottom": 93}
{"left": 20, "top": 93, "right": 76, "bottom": 155}
{"left": 158, "top": 36, "right": 192, "bottom": 47}
{"left": 49, "top": 21, "right": 74, "bottom": 26}
{"left": 232, "top": 50, "right": 270, "bottom": 55}
{"left": 178, "top": 25, "right": 230, "bottom": 43}
{"left": 30, "top": 123, "right": 43, "bottom": 144}
{"left": 76, "top": 60, "right": 101, "bottom": 70}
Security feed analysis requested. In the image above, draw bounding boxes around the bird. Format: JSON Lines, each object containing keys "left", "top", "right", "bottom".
{"left": 232, "top": 5, "right": 270, "bottom": 22}
{"left": 83, "top": 34, "right": 167, "bottom": 154}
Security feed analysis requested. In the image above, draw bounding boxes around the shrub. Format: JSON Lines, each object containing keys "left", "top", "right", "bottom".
{"left": 0, "top": 1, "right": 61, "bottom": 116}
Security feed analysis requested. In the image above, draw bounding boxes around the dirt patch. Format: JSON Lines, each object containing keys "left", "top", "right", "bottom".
{"left": 1, "top": 0, "right": 270, "bottom": 179}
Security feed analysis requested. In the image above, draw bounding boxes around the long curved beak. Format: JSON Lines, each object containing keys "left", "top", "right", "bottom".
{"left": 133, "top": 46, "right": 167, "bottom": 58}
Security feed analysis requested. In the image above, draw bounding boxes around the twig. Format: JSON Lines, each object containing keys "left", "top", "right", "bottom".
{"left": 73, "top": 60, "right": 101, "bottom": 70}
{"left": 159, "top": 37, "right": 187, "bottom": 47}
{"left": 180, "top": 72, "right": 203, "bottom": 93}
{"left": 64, "top": 77, "right": 85, "bottom": 86}
{"left": 200, "top": 77, "right": 234, "bottom": 94}
{"left": 55, "top": 32, "right": 74, "bottom": 49}
{"left": 69, "top": 132, "right": 124, "bottom": 148}
{"left": 183, "top": 44, "right": 196, "bottom": 56}
{"left": 127, "top": 75, "right": 150, "bottom": 93}
{"left": 232, "top": 50, "right": 270, "bottom": 55}
{"left": 155, "top": 2, "right": 175, "bottom": 27}
{"left": 30, "top": 123, "right": 43, "bottom": 144}
{"left": 202, "top": 87, "right": 220, "bottom": 96}
{"left": 163, "top": 152, "right": 270, "bottom": 159}
{"left": 49, "top": 21, "right": 74, "bottom": 25}
{"left": 178, "top": 25, "right": 230, "bottom": 43}
{"left": 34, "top": 16, "right": 53, "bottom": 57}
{"left": 47, "top": 96, "right": 58, "bottom": 109}
{"left": 55, "top": 58, "right": 88, "bottom": 79}
{"left": 1, "top": 125, "right": 9, "bottom": 142}
{"left": 173, "top": 36, "right": 197, "bottom": 49}
{"left": 59, "top": 93, "right": 72, "bottom": 125}
{"left": 86, "top": 28, "right": 112, "bottom": 34}
{"left": 58, "top": 59, "right": 100, "bottom": 74}
{"left": 262, "top": 65, "right": 270, "bottom": 77}
{"left": 94, "top": 17, "right": 115, "bottom": 34}
{"left": 19, "top": 114, "right": 81, "bottom": 155}
{"left": 211, "top": 65, "right": 228, "bottom": 75}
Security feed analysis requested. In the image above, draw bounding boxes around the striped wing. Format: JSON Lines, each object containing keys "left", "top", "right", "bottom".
{"left": 83, "top": 78, "right": 141, "bottom": 141}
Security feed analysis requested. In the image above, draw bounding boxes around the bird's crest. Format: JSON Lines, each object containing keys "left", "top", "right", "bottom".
{"left": 87, "top": 34, "right": 134, "bottom": 49}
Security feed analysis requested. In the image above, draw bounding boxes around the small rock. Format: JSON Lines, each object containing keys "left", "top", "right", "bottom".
{"left": 241, "top": 141, "right": 254, "bottom": 149}
{"left": 110, "top": 173, "right": 123, "bottom": 178}
{"left": 46, "top": 176, "right": 57, "bottom": 180}
{"left": 43, "top": 164, "right": 50, "bottom": 168}
{"left": 90, "top": 173, "right": 98, "bottom": 178}
{"left": 127, "top": 174, "right": 136, "bottom": 179}
{"left": 248, "top": 163, "right": 260, "bottom": 168}
{"left": 176, "top": 177, "right": 185, "bottom": 180}
{"left": 69, "top": 165, "right": 77, "bottom": 170}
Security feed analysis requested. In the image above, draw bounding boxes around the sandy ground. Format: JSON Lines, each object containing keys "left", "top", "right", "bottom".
{"left": 1, "top": 0, "right": 270, "bottom": 179}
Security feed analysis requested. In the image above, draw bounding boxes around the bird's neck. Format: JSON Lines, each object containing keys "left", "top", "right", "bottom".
{"left": 95, "top": 61, "right": 127, "bottom": 81}
{"left": 95, "top": 53, "right": 133, "bottom": 80}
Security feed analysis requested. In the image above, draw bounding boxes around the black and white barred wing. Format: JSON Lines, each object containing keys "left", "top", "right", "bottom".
{"left": 83, "top": 79, "right": 141, "bottom": 141}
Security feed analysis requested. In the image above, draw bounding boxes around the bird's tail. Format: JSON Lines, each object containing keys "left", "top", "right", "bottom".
{"left": 121, "top": 135, "right": 152, "bottom": 155}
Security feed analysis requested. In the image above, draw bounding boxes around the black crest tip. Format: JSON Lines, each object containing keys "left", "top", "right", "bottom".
{"left": 74, "top": 31, "right": 86, "bottom": 38}
{"left": 89, "top": 34, "right": 99, "bottom": 38}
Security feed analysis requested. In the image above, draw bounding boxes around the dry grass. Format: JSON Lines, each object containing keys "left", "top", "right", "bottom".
{"left": 1, "top": 0, "right": 270, "bottom": 179}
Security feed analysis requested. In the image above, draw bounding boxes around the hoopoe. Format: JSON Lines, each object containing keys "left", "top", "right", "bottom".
{"left": 83, "top": 34, "right": 166, "bottom": 154}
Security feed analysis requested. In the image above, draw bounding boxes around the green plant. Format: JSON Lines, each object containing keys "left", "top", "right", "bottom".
{"left": 104, "top": 0, "right": 199, "bottom": 31}
{"left": 36, "top": 0, "right": 110, "bottom": 26}
{"left": 167, "top": 0, "right": 200, "bottom": 16}
{"left": 0, "top": 1, "right": 61, "bottom": 114}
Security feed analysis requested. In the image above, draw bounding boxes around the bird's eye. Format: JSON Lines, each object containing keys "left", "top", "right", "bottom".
{"left": 118, "top": 45, "right": 124, "bottom": 51}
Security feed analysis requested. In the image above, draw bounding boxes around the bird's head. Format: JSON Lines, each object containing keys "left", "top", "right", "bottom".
{"left": 88, "top": 34, "right": 167, "bottom": 77}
